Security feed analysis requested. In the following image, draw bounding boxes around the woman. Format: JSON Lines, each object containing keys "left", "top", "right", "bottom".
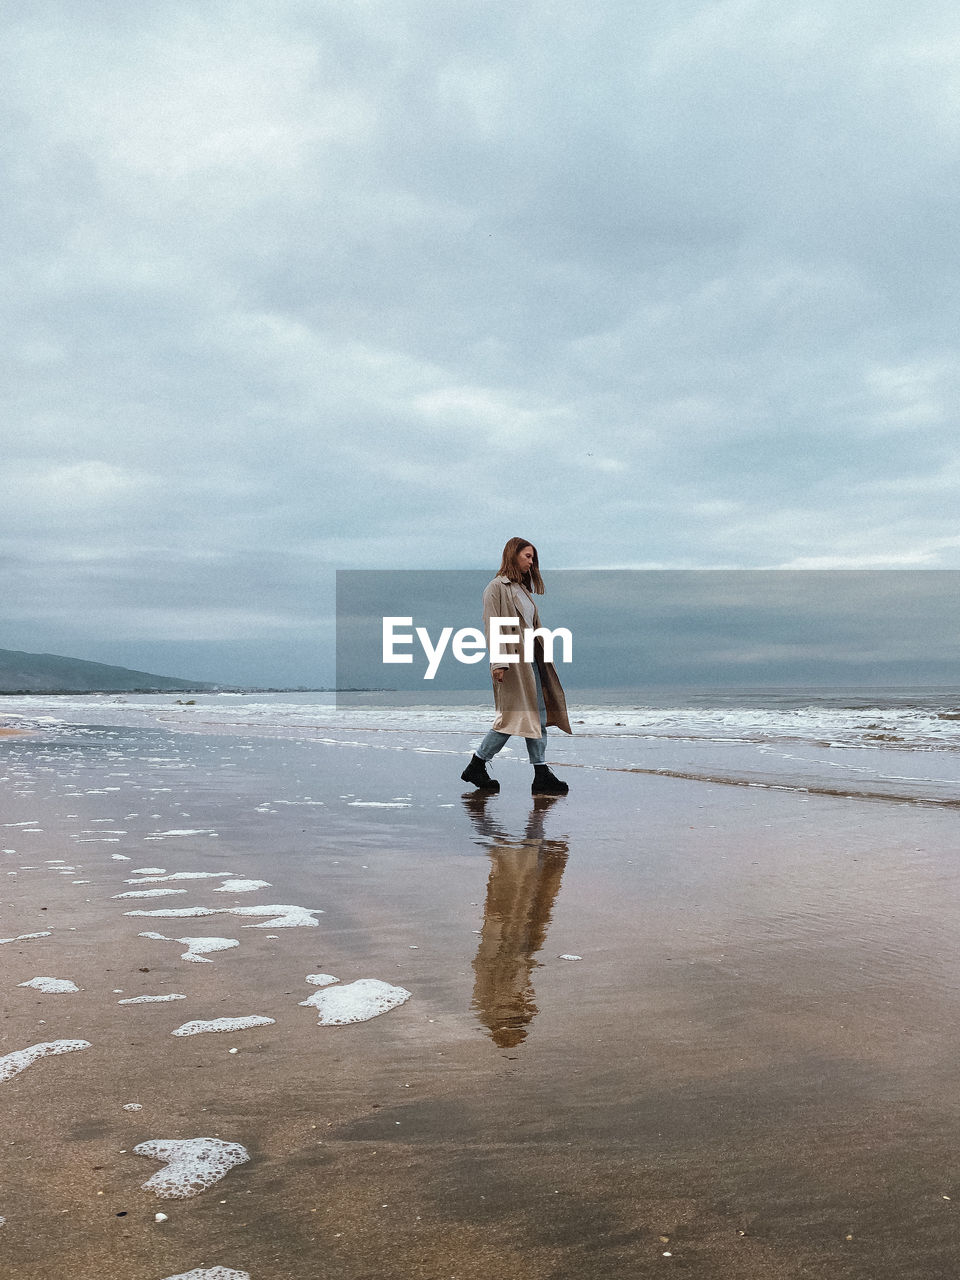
{"left": 460, "top": 538, "right": 572, "bottom": 795}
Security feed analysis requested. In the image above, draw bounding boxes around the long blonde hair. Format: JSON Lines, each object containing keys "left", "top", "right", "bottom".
{"left": 497, "top": 537, "right": 544, "bottom": 594}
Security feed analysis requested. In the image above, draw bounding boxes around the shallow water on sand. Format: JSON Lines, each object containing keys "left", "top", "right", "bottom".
{"left": 3, "top": 717, "right": 960, "bottom": 1276}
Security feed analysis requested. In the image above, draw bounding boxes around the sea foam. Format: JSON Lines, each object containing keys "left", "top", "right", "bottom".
{"left": 124, "top": 904, "right": 319, "bottom": 925}
{"left": 134, "top": 1137, "right": 250, "bottom": 1198}
{"left": 126, "top": 871, "right": 227, "bottom": 883}
{"left": 118, "top": 993, "right": 186, "bottom": 1004}
{"left": 160, "top": 1269, "right": 250, "bottom": 1280}
{"left": 347, "top": 800, "right": 411, "bottom": 808}
{"left": 299, "top": 978, "right": 411, "bottom": 1025}
{"left": 171, "top": 1016, "right": 274, "bottom": 1037}
{"left": 0, "top": 1039, "right": 91, "bottom": 1082}
{"left": 17, "top": 977, "right": 79, "bottom": 993}
{"left": 149, "top": 829, "right": 218, "bottom": 837}
{"left": 126, "top": 907, "right": 218, "bottom": 919}
{"left": 176, "top": 936, "right": 240, "bottom": 963}
{"left": 229, "top": 904, "right": 320, "bottom": 928}
{"left": 305, "top": 974, "right": 339, "bottom": 987}
{"left": 113, "top": 888, "right": 189, "bottom": 899}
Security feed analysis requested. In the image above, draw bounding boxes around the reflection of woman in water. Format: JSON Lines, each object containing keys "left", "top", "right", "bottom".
{"left": 460, "top": 538, "right": 572, "bottom": 796}
{"left": 466, "top": 795, "right": 570, "bottom": 1048}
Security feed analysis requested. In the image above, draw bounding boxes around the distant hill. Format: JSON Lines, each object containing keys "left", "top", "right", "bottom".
{"left": 0, "top": 647, "right": 217, "bottom": 694}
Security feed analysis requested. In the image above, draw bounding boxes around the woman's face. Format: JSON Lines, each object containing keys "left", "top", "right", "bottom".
{"left": 516, "top": 544, "right": 535, "bottom": 573}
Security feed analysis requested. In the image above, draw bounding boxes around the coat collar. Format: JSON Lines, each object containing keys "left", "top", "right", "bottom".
{"left": 494, "top": 574, "right": 538, "bottom": 603}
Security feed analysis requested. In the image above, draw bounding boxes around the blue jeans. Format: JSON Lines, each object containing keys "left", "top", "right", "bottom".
{"left": 476, "top": 664, "right": 547, "bottom": 766}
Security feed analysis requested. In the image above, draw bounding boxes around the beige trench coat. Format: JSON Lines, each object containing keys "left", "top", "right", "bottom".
{"left": 482, "top": 575, "right": 572, "bottom": 740}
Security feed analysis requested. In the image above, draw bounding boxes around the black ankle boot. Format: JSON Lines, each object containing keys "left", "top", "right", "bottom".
{"left": 461, "top": 754, "right": 500, "bottom": 791}
{"left": 532, "top": 764, "right": 568, "bottom": 795}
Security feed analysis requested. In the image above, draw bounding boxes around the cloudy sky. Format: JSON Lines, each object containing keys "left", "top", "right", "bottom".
{"left": 4, "top": 0, "right": 960, "bottom": 686}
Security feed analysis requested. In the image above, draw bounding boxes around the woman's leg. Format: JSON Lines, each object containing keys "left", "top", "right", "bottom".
{"left": 524, "top": 667, "right": 548, "bottom": 764}
{"left": 528, "top": 666, "right": 569, "bottom": 793}
{"left": 476, "top": 729, "right": 510, "bottom": 761}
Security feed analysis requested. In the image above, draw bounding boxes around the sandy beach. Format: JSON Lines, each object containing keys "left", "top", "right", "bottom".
{"left": 4, "top": 714, "right": 960, "bottom": 1278}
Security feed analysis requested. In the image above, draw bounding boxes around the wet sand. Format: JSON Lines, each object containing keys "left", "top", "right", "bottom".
{"left": 4, "top": 723, "right": 960, "bottom": 1277}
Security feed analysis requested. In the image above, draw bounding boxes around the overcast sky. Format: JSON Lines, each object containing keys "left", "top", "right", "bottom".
{"left": 4, "top": 1, "right": 960, "bottom": 686}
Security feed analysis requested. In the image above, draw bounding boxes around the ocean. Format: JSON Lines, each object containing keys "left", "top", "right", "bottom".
{"left": 3, "top": 685, "right": 959, "bottom": 806}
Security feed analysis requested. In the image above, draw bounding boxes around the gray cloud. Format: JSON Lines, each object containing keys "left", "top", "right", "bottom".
{"left": 3, "top": 1, "right": 960, "bottom": 683}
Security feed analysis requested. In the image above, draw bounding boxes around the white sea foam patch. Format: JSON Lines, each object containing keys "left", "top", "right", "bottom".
{"left": 149, "top": 829, "right": 218, "bottom": 837}
{"left": 18, "top": 977, "right": 79, "bottom": 993}
{"left": 171, "top": 1015, "right": 274, "bottom": 1037}
{"left": 126, "top": 907, "right": 218, "bottom": 919}
{"left": 113, "top": 888, "right": 190, "bottom": 899}
{"left": 160, "top": 1269, "right": 250, "bottom": 1280}
{"left": 305, "top": 974, "right": 339, "bottom": 987}
{"left": 229, "top": 905, "right": 320, "bottom": 928}
{"left": 126, "top": 872, "right": 228, "bottom": 884}
{"left": 214, "top": 879, "right": 271, "bottom": 893}
{"left": 119, "top": 993, "right": 187, "bottom": 1004}
{"left": 0, "top": 931, "right": 52, "bottom": 944}
{"left": 176, "top": 937, "right": 240, "bottom": 964}
{"left": 0, "top": 1039, "right": 91, "bottom": 1082}
{"left": 125, "top": 903, "right": 320, "bottom": 925}
{"left": 300, "top": 978, "right": 411, "bottom": 1025}
{"left": 130, "top": 867, "right": 166, "bottom": 874}
{"left": 347, "top": 801, "right": 411, "bottom": 808}
{"left": 134, "top": 1137, "right": 250, "bottom": 1198}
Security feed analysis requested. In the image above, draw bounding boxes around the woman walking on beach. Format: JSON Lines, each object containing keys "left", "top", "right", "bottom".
{"left": 461, "top": 538, "right": 572, "bottom": 795}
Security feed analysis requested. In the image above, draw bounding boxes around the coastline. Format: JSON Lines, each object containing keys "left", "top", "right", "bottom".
{"left": 3, "top": 717, "right": 960, "bottom": 1277}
